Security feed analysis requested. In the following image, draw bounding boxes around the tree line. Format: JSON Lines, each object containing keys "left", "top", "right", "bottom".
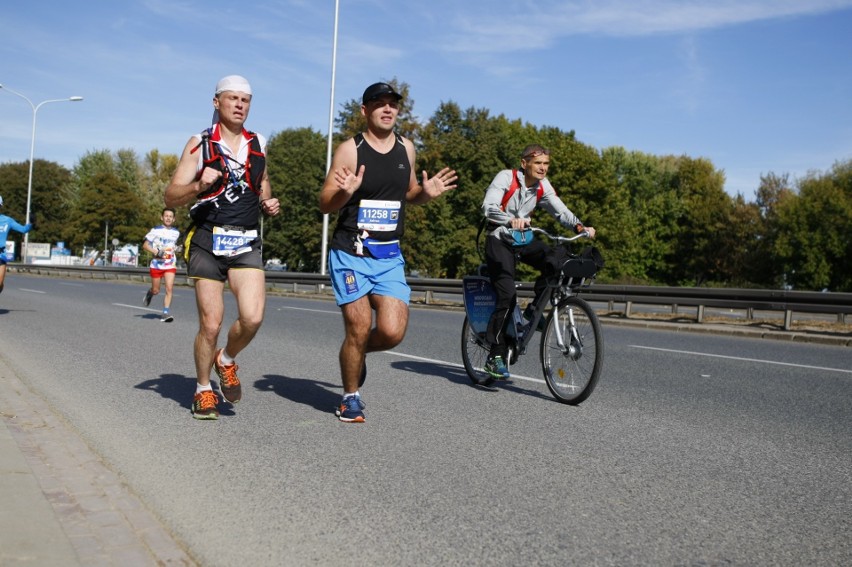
{"left": 1, "top": 80, "right": 849, "bottom": 291}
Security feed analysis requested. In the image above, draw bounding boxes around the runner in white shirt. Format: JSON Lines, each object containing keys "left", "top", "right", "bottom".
{"left": 142, "top": 208, "right": 181, "bottom": 322}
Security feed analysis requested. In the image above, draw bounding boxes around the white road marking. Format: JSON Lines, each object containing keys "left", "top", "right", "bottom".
{"left": 113, "top": 303, "right": 159, "bottom": 313}
{"left": 276, "top": 305, "right": 340, "bottom": 315}
{"left": 629, "top": 345, "right": 851, "bottom": 374}
{"left": 383, "top": 350, "right": 545, "bottom": 384}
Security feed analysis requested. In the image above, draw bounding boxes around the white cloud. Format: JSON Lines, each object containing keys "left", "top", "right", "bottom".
{"left": 443, "top": 0, "right": 852, "bottom": 53}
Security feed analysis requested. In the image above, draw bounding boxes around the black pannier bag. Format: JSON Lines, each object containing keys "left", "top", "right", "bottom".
{"left": 544, "top": 246, "right": 604, "bottom": 280}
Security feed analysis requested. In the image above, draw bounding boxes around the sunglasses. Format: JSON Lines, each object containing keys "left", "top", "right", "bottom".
{"left": 522, "top": 149, "right": 550, "bottom": 159}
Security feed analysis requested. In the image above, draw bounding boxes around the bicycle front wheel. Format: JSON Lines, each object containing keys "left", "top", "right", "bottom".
{"left": 461, "top": 316, "right": 495, "bottom": 387}
{"left": 540, "top": 296, "right": 604, "bottom": 404}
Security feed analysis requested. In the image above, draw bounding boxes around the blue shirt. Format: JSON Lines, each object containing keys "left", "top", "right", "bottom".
{"left": 0, "top": 214, "right": 32, "bottom": 263}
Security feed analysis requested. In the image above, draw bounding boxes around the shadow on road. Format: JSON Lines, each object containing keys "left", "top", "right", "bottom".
{"left": 390, "top": 359, "right": 555, "bottom": 401}
{"left": 134, "top": 373, "right": 236, "bottom": 416}
{"left": 389, "top": 359, "right": 469, "bottom": 384}
{"left": 254, "top": 375, "right": 340, "bottom": 413}
{"left": 137, "top": 313, "right": 164, "bottom": 321}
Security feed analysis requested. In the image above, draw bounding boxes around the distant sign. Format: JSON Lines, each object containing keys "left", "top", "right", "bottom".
{"left": 26, "top": 242, "right": 51, "bottom": 261}
{"left": 52, "top": 242, "right": 71, "bottom": 257}
{"left": 111, "top": 244, "right": 139, "bottom": 267}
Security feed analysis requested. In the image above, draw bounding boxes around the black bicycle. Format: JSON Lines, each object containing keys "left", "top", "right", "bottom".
{"left": 461, "top": 228, "right": 604, "bottom": 404}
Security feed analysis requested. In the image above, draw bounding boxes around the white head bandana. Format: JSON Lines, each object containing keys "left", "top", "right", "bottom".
{"left": 215, "top": 75, "right": 252, "bottom": 96}
{"left": 212, "top": 75, "right": 252, "bottom": 124}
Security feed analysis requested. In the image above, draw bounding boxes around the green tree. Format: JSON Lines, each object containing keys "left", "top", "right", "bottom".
{"left": 598, "top": 147, "right": 649, "bottom": 283}
{"left": 600, "top": 149, "right": 683, "bottom": 284}
{"left": 744, "top": 172, "right": 796, "bottom": 287}
{"left": 717, "top": 195, "right": 764, "bottom": 286}
{"left": 0, "top": 159, "right": 73, "bottom": 249}
{"left": 265, "top": 127, "right": 329, "bottom": 271}
{"left": 668, "top": 156, "right": 731, "bottom": 286}
{"left": 775, "top": 161, "right": 852, "bottom": 291}
{"left": 64, "top": 150, "right": 159, "bottom": 253}
{"left": 67, "top": 171, "right": 146, "bottom": 252}
{"left": 140, "top": 149, "right": 179, "bottom": 221}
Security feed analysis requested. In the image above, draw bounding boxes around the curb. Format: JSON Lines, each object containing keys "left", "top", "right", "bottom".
{"left": 0, "top": 355, "right": 196, "bottom": 566}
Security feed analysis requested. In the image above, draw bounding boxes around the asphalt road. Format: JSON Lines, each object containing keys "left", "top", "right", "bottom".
{"left": 1, "top": 274, "right": 850, "bottom": 566}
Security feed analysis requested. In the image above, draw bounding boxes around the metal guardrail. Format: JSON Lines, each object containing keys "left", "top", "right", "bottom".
{"left": 10, "top": 264, "right": 851, "bottom": 330}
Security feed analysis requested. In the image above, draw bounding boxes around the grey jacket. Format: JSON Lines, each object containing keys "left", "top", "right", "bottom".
{"left": 482, "top": 169, "right": 583, "bottom": 244}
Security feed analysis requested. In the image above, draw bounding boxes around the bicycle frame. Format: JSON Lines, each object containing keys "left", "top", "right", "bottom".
{"left": 461, "top": 227, "right": 605, "bottom": 403}
{"left": 461, "top": 228, "right": 594, "bottom": 363}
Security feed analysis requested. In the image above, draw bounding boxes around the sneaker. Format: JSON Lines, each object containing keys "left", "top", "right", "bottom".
{"left": 214, "top": 349, "right": 242, "bottom": 404}
{"left": 335, "top": 393, "right": 366, "bottom": 417}
{"left": 143, "top": 289, "right": 153, "bottom": 307}
{"left": 336, "top": 395, "right": 366, "bottom": 423}
{"left": 191, "top": 390, "right": 219, "bottom": 420}
{"left": 161, "top": 314, "right": 174, "bottom": 323}
{"left": 484, "top": 356, "right": 511, "bottom": 380}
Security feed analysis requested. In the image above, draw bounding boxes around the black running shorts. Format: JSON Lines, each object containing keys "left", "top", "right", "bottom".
{"left": 186, "top": 225, "right": 263, "bottom": 282}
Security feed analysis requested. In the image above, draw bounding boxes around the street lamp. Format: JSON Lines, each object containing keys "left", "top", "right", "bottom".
{"left": 0, "top": 84, "right": 83, "bottom": 263}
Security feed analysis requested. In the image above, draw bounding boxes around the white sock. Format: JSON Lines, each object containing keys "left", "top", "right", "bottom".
{"left": 196, "top": 383, "right": 213, "bottom": 394}
{"left": 219, "top": 349, "right": 235, "bottom": 366}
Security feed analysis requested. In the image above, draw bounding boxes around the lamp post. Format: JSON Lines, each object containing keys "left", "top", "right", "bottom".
{"left": 0, "top": 84, "right": 83, "bottom": 262}
{"left": 320, "top": 0, "right": 340, "bottom": 276}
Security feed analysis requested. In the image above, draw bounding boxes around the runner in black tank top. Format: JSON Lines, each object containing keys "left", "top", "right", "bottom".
{"left": 330, "top": 132, "right": 411, "bottom": 254}
{"left": 319, "top": 82, "right": 458, "bottom": 423}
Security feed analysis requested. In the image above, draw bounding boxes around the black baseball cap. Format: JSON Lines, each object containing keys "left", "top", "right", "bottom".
{"left": 362, "top": 82, "right": 402, "bottom": 105}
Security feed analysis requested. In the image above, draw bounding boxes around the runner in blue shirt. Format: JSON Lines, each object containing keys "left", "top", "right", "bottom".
{"left": 0, "top": 195, "right": 33, "bottom": 295}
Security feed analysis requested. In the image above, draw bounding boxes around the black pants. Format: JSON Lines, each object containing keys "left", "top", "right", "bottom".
{"left": 484, "top": 236, "right": 551, "bottom": 357}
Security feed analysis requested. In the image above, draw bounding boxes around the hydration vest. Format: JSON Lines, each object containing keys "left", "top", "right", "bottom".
{"left": 192, "top": 126, "right": 265, "bottom": 201}
{"left": 500, "top": 169, "right": 547, "bottom": 211}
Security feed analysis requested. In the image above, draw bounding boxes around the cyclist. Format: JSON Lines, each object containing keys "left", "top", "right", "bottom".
{"left": 141, "top": 207, "right": 181, "bottom": 322}
{"left": 481, "top": 144, "right": 596, "bottom": 380}
{"left": 0, "top": 195, "right": 33, "bottom": 296}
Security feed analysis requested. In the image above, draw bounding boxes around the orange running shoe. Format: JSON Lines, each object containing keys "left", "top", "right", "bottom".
{"left": 191, "top": 390, "right": 219, "bottom": 420}
{"left": 214, "top": 349, "right": 242, "bottom": 404}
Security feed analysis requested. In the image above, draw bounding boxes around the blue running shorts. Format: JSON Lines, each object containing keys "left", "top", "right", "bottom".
{"left": 328, "top": 249, "right": 410, "bottom": 306}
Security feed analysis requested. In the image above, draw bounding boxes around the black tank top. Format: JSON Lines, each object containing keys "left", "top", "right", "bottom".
{"left": 331, "top": 133, "right": 411, "bottom": 254}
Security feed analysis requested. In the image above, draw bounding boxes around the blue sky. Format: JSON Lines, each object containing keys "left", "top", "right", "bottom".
{"left": 1, "top": 0, "right": 851, "bottom": 200}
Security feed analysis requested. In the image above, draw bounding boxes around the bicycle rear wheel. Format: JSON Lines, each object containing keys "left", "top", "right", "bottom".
{"left": 540, "top": 296, "right": 603, "bottom": 404}
{"left": 461, "top": 316, "right": 495, "bottom": 386}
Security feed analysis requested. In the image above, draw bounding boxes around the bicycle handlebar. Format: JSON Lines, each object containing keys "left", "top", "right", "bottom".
{"left": 509, "top": 227, "right": 591, "bottom": 244}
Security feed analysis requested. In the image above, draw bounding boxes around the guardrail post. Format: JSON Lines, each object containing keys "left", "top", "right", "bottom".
{"left": 784, "top": 310, "right": 793, "bottom": 331}
{"left": 424, "top": 290, "right": 433, "bottom": 305}
{"left": 697, "top": 305, "right": 705, "bottom": 323}
{"left": 672, "top": 303, "right": 678, "bottom": 315}
{"left": 625, "top": 301, "right": 632, "bottom": 318}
